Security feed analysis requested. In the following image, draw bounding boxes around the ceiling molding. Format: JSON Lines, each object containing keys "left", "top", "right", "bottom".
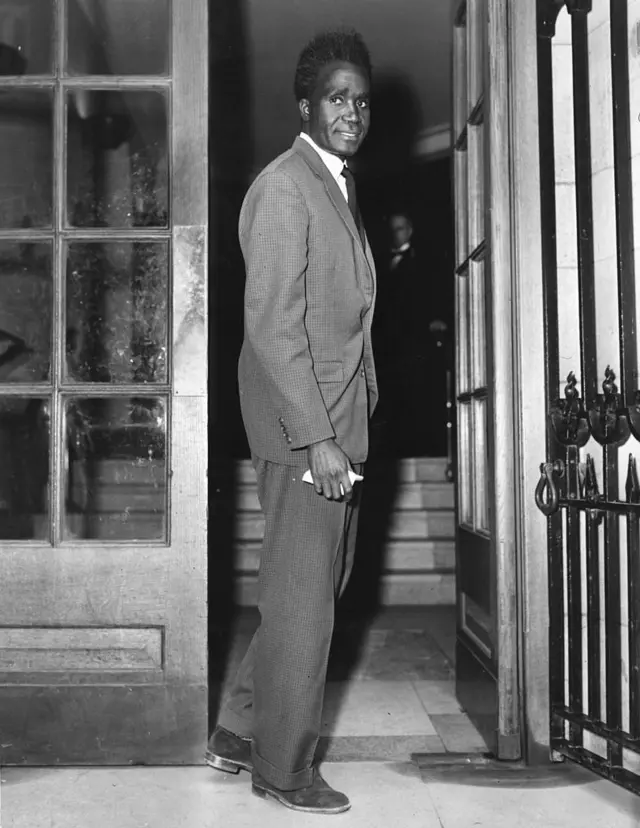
{"left": 412, "top": 123, "right": 452, "bottom": 159}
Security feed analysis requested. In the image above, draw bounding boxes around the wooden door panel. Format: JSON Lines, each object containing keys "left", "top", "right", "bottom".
{"left": 0, "top": 395, "right": 207, "bottom": 764}
{"left": 457, "top": 529, "right": 491, "bottom": 611}
{"left": 0, "top": 685, "right": 205, "bottom": 765}
{"left": 0, "top": 0, "right": 208, "bottom": 765}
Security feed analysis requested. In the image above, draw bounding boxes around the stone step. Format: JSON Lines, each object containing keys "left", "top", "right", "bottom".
{"left": 64, "top": 512, "right": 164, "bottom": 541}
{"left": 71, "top": 479, "right": 454, "bottom": 515}
{"left": 70, "top": 460, "right": 165, "bottom": 486}
{"left": 380, "top": 573, "right": 455, "bottom": 605}
{"left": 231, "top": 480, "right": 454, "bottom": 512}
{"left": 70, "top": 484, "right": 166, "bottom": 512}
{"left": 232, "top": 539, "right": 455, "bottom": 575}
{"left": 232, "top": 509, "right": 455, "bottom": 543}
{"left": 219, "top": 457, "right": 451, "bottom": 487}
{"left": 396, "top": 457, "right": 451, "bottom": 483}
{"left": 234, "top": 572, "right": 455, "bottom": 606}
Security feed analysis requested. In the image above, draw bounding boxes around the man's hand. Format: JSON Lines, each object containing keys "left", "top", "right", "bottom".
{"left": 307, "top": 438, "right": 354, "bottom": 502}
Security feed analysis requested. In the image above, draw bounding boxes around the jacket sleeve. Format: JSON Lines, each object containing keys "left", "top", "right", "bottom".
{"left": 239, "top": 169, "right": 335, "bottom": 451}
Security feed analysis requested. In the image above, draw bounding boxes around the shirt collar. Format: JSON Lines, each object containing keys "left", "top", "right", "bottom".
{"left": 299, "top": 133, "right": 346, "bottom": 184}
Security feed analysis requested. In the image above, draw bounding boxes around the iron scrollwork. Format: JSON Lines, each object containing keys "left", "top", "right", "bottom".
{"left": 537, "top": 0, "right": 564, "bottom": 37}
{"left": 537, "top": 0, "right": 592, "bottom": 38}
{"left": 588, "top": 366, "right": 630, "bottom": 447}
{"left": 625, "top": 389, "right": 640, "bottom": 442}
{"left": 565, "top": 0, "right": 593, "bottom": 13}
{"left": 550, "top": 371, "right": 590, "bottom": 447}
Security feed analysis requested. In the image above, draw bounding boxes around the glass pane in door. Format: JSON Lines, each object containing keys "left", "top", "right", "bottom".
{"left": 0, "top": 90, "right": 53, "bottom": 228}
{"left": 65, "top": 241, "right": 169, "bottom": 384}
{"left": 0, "top": 0, "right": 54, "bottom": 76}
{"left": 66, "top": 0, "right": 170, "bottom": 76}
{"left": 0, "top": 395, "right": 49, "bottom": 540}
{"left": 458, "top": 400, "right": 473, "bottom": 525}
{"left": 0, "top": 241, "right": 52, "bottom": 383}
{"left": 473, "top": 396, "right": 488, "bottom": 532}
{"left": 470, "top": 260, "right": 486, "bottom": 388}
{"left": 66, "top": 90, "right": 169, "bottom": 229}
{"left": 63, "top": 396, "right": 167, "bottom": 541}
{"left": 468, "top": 124, "right": 484, "bottom": 250}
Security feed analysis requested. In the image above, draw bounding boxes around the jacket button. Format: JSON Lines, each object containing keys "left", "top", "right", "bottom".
{"left": 286, "top": 437, "right": 292, "bottom": 444}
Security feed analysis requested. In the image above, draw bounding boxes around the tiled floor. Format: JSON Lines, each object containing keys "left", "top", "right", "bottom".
{"left": 2, "top": 607, "right": 640, "bottom": 826}
{"left": 3, "top": 761, "right": 639, "bottom": 827}
{"left": 211, "top": 605, "right": 485, "bottom": 761}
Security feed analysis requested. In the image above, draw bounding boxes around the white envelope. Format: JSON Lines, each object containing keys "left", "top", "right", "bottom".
{"left": 302, "top": 469, "right": 363, "bottom": 496}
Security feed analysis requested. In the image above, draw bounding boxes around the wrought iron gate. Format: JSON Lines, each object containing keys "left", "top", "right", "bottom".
{"left": 536, "top": 0, "right": 640, "bottom": 793}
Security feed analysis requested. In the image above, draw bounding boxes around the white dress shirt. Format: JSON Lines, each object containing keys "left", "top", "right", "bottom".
{"left": 299, "top": 132, "right": 348, "bottom": 202}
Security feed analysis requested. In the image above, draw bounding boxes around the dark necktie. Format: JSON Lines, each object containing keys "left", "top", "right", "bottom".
{"left": 341, "top": 166, "right": 364, "bottom": 243}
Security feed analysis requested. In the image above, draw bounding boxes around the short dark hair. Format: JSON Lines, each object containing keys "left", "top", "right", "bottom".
{"left": 294, "top": 29, "right": 372, "bottom": 102}
{"left": 388, "top": 209, "right": 413, "bottom": 225}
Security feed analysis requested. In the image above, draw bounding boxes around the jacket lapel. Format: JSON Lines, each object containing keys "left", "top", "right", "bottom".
{"left": 293, "top": 137, "right": 375, "bottom": 296}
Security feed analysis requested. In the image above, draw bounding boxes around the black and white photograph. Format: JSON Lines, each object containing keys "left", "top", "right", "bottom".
{"left": 0, "top": 1, "right": 639, "bottom": 826}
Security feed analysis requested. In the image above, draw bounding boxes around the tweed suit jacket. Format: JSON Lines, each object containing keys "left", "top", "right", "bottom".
{"left": 238, "top": 136, "right": 378, "bottom": 467}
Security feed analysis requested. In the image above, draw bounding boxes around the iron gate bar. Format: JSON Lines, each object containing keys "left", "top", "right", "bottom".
{"left": 570, "top": 9, "right": 599, "bottom": 405}
{"left": 626, "top": 456, "right": 640, "bottom": 738}
{"left": 565, "top": 747, "right": 640, "bottom": 794}
{"left": 552, "top": 711, "right": 640, "bottom": 794}
{"left": 537, "top": 0, "right": 640, "bottom": 796}
{"left": 610, "top": 0, "right": 637, "bottom": 406}
{"left": 554, "top": 707, "right": 640, "bottom": 751}
{"left": 567, "top": 447, "right": 584, "bottom": 744}
{"left": 536, "top": 10, "right": 566, "bottom": 748}
{"left": 585, "top": 503, "right": 602, "bottom": 722}
{"left": 603, "top": 444, "right": 624, "bottom": 768}
{"left": 536, "top": 21, "right": 560, "bottom": 406}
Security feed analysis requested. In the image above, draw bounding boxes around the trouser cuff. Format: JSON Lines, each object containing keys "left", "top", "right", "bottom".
{"left": 252, "top": 746, "right": 315, "bottom": 791}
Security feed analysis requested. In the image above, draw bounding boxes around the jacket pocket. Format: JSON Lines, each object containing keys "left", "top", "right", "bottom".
{"left": 314, "top": 360, "right": 344, "bottom": 383}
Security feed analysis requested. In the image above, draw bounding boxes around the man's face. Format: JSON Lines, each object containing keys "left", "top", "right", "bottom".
{"left": 300, "top": 61, "right": 371, "bottom": 159}
{"left": 389, "top": 214, "right": 413, "bottom": 249}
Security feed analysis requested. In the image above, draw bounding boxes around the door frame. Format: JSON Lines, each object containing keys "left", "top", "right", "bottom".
{"left": 452, "top": 0, "right": 550, "bottom": 764}
{"left": 485, "top": 0, "right": 521, "bottom": 761}
{"left": 453, "top": 0, "right": 534, "bottom": 761}
{"left": 506, "top": 1, "right": 551, "bottom": 764}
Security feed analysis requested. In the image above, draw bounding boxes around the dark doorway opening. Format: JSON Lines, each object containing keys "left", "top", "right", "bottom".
{"left": 206, "top": 0, "right": 483, "bottom": 764}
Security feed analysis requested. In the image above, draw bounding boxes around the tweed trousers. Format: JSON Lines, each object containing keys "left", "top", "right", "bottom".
{"left": 217, "top": 455, "right": 363, "bottom": 790}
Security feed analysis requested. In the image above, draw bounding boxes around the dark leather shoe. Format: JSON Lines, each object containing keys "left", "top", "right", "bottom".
{"left": 252, "top": 769, "right": 351, "bottom": 814}
{"left": 205, "top": 726, "right": 252, "bottom": 774}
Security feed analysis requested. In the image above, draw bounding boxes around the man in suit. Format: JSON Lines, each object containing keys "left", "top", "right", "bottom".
{"left": 373, "top": 209, "right": 450, "bottom": 456}
{"left": 205, "top": 30, "right": 377, "bottom": 814}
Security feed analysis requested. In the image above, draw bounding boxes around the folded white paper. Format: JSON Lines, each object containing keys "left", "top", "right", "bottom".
{"left": 302, "top": 469, "right": 363, "bottom": 496}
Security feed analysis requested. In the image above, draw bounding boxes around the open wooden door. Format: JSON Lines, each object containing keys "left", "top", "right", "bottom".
{"left": 0, "top": 0, "right": 208, "bottom": 764}
{"left": 451, "top": 0, "right": 520, "bottom": 758}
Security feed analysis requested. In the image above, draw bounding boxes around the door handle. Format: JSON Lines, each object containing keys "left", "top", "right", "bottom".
{"left": 535, "top": 460, "right": 565, "bottom": 516}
